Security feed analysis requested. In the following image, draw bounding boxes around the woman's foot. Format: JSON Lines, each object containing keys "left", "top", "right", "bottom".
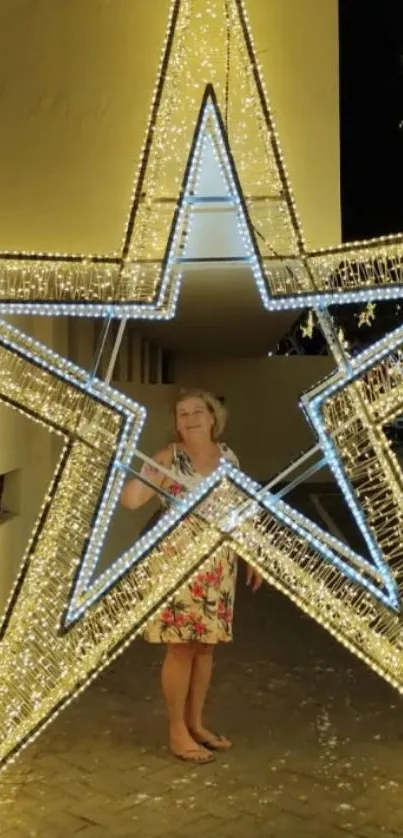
{"left": 169, "top": 725, "right": 214, "bottom": 764}
{"left": 171, "top": 746, "right": 215, "bottom": 764}
{"left": 189, "top": 726, "right": 232, "bottom": 751}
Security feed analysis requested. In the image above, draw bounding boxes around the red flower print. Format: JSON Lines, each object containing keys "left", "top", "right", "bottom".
{"left": 169, "top": 482, "right": 183, "bottom": 497}
{"left": 161, "top": 608, "right": 175, "bottom": 625}
{"left": 205, "top": 570, "right": 221, "bottom": 589}
{"left": 174, "top": 613, "right": 185, "bottom": 627}
{"left": 216, "top": 562, "right": 224, "bottom": 579}
{"left": 193, "top": 619, "right": 207, "bottom": 636}
{"left": 225, "top": 608, "right": 232, "bottom": 622}
{"left": 218, "top": 600, "right": 226, "bottom": 617}
{"left": 187, "top": 612, "right": 198, "bottom": 623}
{"left": 190, "top": 582, "right": 204, "bottom": 598}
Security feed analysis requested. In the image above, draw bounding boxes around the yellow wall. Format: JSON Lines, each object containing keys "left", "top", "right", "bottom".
{"left": 0, "top": 0, "right": 340, "bottom": 254}
{"left": 248, "top": 0, "right": 340, "bottom": 247}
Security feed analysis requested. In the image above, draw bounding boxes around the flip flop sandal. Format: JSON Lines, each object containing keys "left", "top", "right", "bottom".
{"left": 171, "top": 747, "right": 216, "bottom": 765}
{"left": 193, "top": 733, "right": 232, "bottom": 751}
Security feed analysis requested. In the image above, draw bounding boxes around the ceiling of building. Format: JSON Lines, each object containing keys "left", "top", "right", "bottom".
{"left": 136, "top": 264, "right": 297, "bottom": 356}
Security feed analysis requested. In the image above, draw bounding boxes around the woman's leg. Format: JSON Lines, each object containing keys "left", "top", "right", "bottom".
{"left": 185, "top": 643, "right": 214, "bottom": 734}
{"left": 161, "top": 643, "right": 211, "bottom": 757}
{"left": 185, "top": 644, "right": 231, "bottom": 748}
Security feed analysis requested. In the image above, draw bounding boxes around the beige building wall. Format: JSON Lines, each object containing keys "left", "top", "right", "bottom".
{"left": 174, "top": 356, "right": 335, "bottom": 482}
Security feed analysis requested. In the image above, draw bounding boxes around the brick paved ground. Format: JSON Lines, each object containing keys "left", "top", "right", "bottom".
{"left": 1, "top": 558, "right": 403, "bottom": 838}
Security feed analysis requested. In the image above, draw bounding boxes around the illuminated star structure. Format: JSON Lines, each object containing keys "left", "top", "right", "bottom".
{"left": 2, "top": 0, "right": 403, "bottom": 772}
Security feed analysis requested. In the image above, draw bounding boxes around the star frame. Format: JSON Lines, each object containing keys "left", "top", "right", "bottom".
{"left": 2, "top": 0, "right": 403, "bottom": 772}
{"left": 3, "top": 309, "right": 403, "bottom": 771}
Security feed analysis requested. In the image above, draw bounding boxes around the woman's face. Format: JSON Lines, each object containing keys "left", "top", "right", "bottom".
{"left": 176, "top": 397, "right": 214, "bottom": 442}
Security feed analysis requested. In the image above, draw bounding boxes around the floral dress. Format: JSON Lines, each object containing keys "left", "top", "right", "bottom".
{"left": 143, "top": 442, "right": 239, "bottom": 645}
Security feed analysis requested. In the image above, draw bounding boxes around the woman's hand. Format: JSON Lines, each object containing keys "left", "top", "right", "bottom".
{"left": 121, "top": 448, "right": 172, "bottom": 510}
{"left": 141, "top": 461, "right": 161, "bottom": 482}
{"left": 245, "top": 564, "right": 263, "bottom": 592}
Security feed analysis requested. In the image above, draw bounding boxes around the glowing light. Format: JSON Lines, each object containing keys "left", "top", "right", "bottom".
{"left": 2, "top": 0, "right": 403, "bottom": 776}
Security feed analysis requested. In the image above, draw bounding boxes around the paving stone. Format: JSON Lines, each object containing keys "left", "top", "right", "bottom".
{"left": 69, "top": 827, "right": 107, "bottom": 838}
{"left": 2, "top": 573, "right": 403, "bottom": 837}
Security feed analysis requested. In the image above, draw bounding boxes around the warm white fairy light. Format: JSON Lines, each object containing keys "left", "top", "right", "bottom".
{"left": 4, "top": 305, "right": 403, "bottom": 771}
{"left": 0, "top": 318, "right": 244, "bottom": 769}
{"left": 3, "top": 0, "right": 403, "bottom": 776}
{"left": 306, "top": 326, "right": 403, "bottom": 588}
{"left": 0, "top": 0, "right": 304, "bottom": 316}
{"left": 0, "top": 0, "right": 401, "bottom": 316}
{"left": 3, "top": 305, "right": 403, "bottom": 775}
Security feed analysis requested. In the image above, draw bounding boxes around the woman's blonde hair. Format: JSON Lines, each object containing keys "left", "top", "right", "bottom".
{"left": 174, "top": 389, "right": 227, "bottom": 441}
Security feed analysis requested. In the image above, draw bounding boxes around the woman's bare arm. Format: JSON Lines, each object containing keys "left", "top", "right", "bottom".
{"left": 120, "top": 447, "right": 173, "bottom": 510}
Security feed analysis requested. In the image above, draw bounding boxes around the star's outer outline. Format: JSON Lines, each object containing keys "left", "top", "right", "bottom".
{"left": 1, "top": 0, "right": 403, "bottom": 771}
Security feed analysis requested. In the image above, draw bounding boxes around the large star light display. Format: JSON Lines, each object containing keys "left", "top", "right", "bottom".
{"left": 1, "top": 0, "right": 403, "bottom": 772}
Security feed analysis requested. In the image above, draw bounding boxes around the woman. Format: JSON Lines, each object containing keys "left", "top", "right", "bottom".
{"left": 121, "top": 389, "right": 262, "bottom": 764}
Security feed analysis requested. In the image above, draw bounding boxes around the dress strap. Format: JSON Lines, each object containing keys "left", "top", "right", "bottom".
{"left": 219, "top": 442, "right": 239, "bottom": 467}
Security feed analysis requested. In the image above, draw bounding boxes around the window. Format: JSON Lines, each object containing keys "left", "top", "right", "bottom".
{"left": 140, "top": 339, "right": 175, "bottom": 384}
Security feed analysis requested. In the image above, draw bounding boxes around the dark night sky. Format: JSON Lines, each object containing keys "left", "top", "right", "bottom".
{"left": 277, "top": 3, "right": 403, "bottom": 354}
{"left": 339, "top": 0, "right": 403, "bottom": 241}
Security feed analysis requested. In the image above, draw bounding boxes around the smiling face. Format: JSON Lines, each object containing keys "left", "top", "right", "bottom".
{"left": 175, "top": 396, "right": 215, "bottom": 443}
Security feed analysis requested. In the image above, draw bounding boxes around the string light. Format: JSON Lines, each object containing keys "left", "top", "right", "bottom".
{"left": 358, "top": 301, "right": 377, "bottom": 328}
{"left": 0, "top": 317, "right": 242, "bottom": 770}
{"left": 264, "top": 236, "right": 403, "bottom": 310}
{"left": 0, "top": 3, "right": 401, "bottom": 314}
{"left": 2, "top": 0, "right": 403, "bottom": 775}
{"left": 0, "top": 0, "right": 303, "bottom": 317}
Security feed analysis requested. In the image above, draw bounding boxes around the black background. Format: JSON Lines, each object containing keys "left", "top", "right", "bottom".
{"left": 339, "top": 0, "right": 403, "bottom": 239}
{"left": 277, "top": 3, "right": 403, "bottom": 355}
